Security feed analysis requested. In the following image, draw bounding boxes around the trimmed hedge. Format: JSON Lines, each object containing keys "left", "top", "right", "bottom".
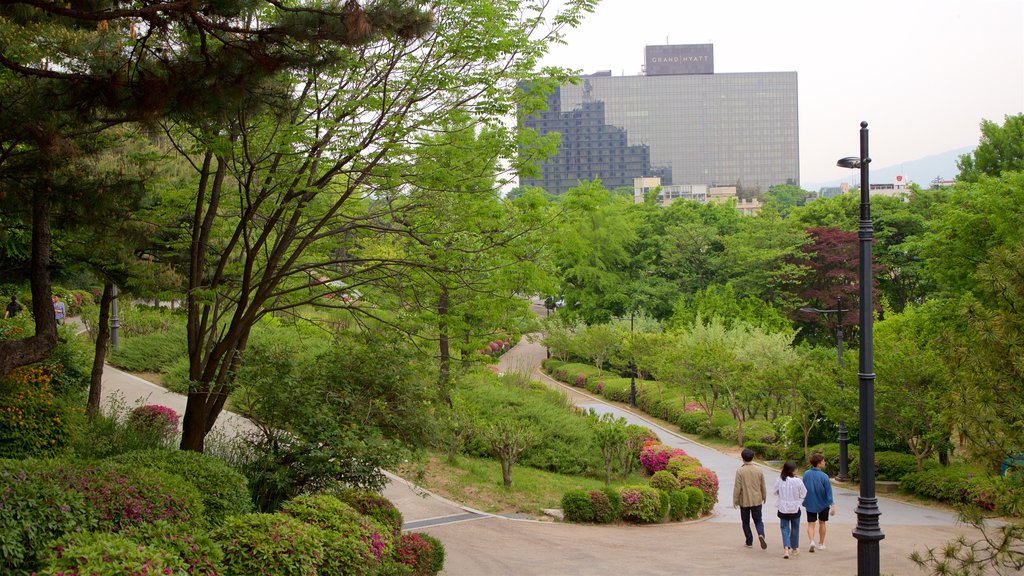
{"left": 680, "top": 486, "right": 705, "bottom": 519}
{"left": 619, "top": 485, "right": 664, "bottom": 524}
{"left": 899, "top": 466, "right": 1018, "bottom": 514}
{"left": 649, "top": 470, "right": 681, "bottom": 493}
{"left": 213, "top": 513, "right": 324, "bottom": 576}
{"left": 108, "top": 449, "right": 253, "bottom": 525}
{"left": 590, "top": 488, "right": 621, "bottom": 524}
{"left": 561, "top": 490, "right": 594, "bottom": 523}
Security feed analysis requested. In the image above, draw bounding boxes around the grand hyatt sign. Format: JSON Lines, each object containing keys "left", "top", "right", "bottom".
{"left": 645, "top": 44, "right": 714, "bottom": 76}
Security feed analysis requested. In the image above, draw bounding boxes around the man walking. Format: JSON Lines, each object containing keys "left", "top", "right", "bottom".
{"left": 733, "top": 447, "right": 767, "bottom": 549}
{"left": 803, "top": 453, "right": 836, "bottom": 552}
{"left": 3, "top": 294, "right": 22, "bottom": 319}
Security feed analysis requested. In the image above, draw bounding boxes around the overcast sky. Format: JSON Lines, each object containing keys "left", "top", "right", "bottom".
{"left": 538, "top": 0, "right": 1024, "bottom": 186}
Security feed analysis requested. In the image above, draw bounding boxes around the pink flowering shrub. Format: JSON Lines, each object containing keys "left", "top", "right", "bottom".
{"left": 128, "top": 405, "right": 180, "bottom": 443}
{"left": 639, "top": 442, "right": 688, "bottom": 474}
{"left": 574, "top": 373, "right": 587, "bottom": 387}
{"left": 213, "top": 512, "right": 323, "bottom": 576}
{"left": 395, "top": 532, "right": 445, "bottom": 576}
{"left": 678, "top": 466, "right": 719, "bottom": 513}
{"left": 618, "top": 485, "right": 664, "bottom": 523}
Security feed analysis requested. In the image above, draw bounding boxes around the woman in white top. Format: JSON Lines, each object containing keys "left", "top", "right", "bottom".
{"left": 773, "top": 461, "right": 808, "bottom": 559}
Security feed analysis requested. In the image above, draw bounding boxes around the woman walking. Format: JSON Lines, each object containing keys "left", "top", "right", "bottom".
{"left": 773, "top": 461, "right": 807, "bottom": 559}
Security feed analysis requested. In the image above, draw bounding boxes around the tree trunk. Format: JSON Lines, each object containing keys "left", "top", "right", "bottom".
{"left": 0, "top": 192, "right": 57, "bottom": 380}
{"left": 180, "top": 391, "right": 212, "bottom": 452}
{"left": 86, "top": 282, "right": 114, "bottom": 419}
{"left": 501, "top": 458, "right": 513, "bottom": 487}
{"left": 437, "top": 286, "right": 452, "bottom": 405}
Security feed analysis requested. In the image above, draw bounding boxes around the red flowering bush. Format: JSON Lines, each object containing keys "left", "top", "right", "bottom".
{"left": 678, "top": 466, "right": 719, "bottom": 513}
{"left": 639, "top": 442, "right": 687, "bottom": 474}
{"left": 128, "top": 405, "right": 179, "bottom": 444}
{"left": 396, "top": 532, "right": 444, "bottom": 575}
{"left": 574, "top": 373, "right": 587, "bottom": 387}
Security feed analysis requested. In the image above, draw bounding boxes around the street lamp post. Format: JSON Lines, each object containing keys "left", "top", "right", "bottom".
{"left": 799, "top": 297, "right": 850, "bottom": 482}
{"left": 838, "top": 121, "right": 884, "bottom": 576}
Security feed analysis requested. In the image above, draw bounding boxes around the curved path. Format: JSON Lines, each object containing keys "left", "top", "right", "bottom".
{"left": 96, "top": 317, "right": 975, "bottom": 575}
{"left": 386, "top": 330, "right": 975, "bottom": 575}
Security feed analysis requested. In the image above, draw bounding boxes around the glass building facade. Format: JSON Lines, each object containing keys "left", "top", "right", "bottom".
{"left": 520, "top": 65, "right": 800, "bottom": 197}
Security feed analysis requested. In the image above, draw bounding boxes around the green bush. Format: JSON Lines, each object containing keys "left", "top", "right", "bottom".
{"left": 333, "top": 488, "right": 404, "bottom": 538}
{"left": 618, "top": 485, "right": 663, "bottom": 524}
{"left": 589, "top": 488, "right": 620, "bottom": 524}
{"left": 0, "top": 378, "right": 73, "bottom": 459}
{"left": 741, "top": 442, "right": 781, "bottom": 461}
{"left": 36, "top": 531, "right": 187, "bottom": 576}
{"left": 742, "top": 420, "right": 778, "bottom": 444}
{"left": 900, "top": 466, "right": 1019, "bottom": 513}
{"left": 677, "top": 466, "right": 719, "bottom": 514}
{"left": 875, "top": 451, "right": 935, "bottom": 481}
{"left": 108, "top": 327, "right": 188, "bottom": 373}
{"left": 126, "top": 520, "right": 225, "bottom": 575}
{"left": 649, "top": 470, "right": 681, "bottom": 492}
{"left": 0, "top": 460, "right": 205, "bottom": 575}
{"left": 213, "top": 513, "right": 325, "bottom": 576}
{"left": 108, "top": 449, "right": 253, "bottom": 525}
{"left": 561, "top": 489, "right": 594, "bottom": 523}
{"left": 807, "top": 443, "right": 860, "bottom": 481}
{"left": 598, "top": 378, "right": 633, "bottom": 403}
{"left": 281, "top": 494, "right": 387, "bottom": 575}
{"left": 681, "top": 486, "right": 704, "bottom": 519}
{"left": 657, "top": 488, "right": 670, "bottom": 520}
{"left": 677, "top": 411, "right": 706, "bottom": 435}
{"left": 71, "top": 398, "right": 171, "bottom": 459}
{"left": 666, "top": 454, "right": 701, "bottom": 476}
{"left": 669, "top": 490, "right": 690, "bottom": 521}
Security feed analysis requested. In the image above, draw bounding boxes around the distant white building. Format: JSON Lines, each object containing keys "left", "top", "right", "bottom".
{"left": 634, "top": 177, "right": 762, "bottom": 215}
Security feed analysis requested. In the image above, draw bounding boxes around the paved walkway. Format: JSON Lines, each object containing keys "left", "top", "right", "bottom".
{"left": 97, "top": 316, "right": 976, "bottom": 575}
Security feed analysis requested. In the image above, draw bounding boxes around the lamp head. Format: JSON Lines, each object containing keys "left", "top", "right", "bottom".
{"left": 837, "top": 156, "right": 861, "bottom": 169}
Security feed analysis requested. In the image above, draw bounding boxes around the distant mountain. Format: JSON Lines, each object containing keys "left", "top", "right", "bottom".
{"left": 804, "top": 146, "right": 975, "bottom": 190}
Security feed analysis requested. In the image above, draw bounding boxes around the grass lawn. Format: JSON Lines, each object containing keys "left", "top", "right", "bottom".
{"left": 398, "top": 451, "right": 649, "bottom": 519}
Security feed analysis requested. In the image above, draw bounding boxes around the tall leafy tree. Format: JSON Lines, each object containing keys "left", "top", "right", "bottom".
{"left": 957, "top": 113, "right": 1024, "bottom": 183}
{"left": 0, "top": 0, "right": 435, "bottom": 379}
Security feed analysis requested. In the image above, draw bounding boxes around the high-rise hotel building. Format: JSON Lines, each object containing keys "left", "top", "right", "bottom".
{"left": 519, "top": 44, "right": 799, "bottom": 197}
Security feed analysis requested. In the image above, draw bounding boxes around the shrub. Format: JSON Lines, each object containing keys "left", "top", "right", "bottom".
{"left": 333, "top": 488, "right": 404, "bottom": 538}
{"left": 416, "top": 533, "right": 445, "bottom": 576}
{"left": 108, "top": 326, "right": 188, "bottom": 373}
{"left": 678, "top": 466, "right": 719, "bottom": 514}
{"left": 560, "top": 489, "right": 594, "bottom": 523}
{"left": 677, "top": 411, "right": 707, "bottom": 435}
{"left": 36, "top": 530, "right": 187, "bottom": 576}
{"left": 395, "top": 532, "right": 445, "bottom": 576}
{"left": 742, "top": 442, "right": 781, "bottom": 461}
{"left": 213, "top": 513, "right": 324, "bottom": 576}
{"left": 0, "top": 459, "right": 89, "bottom": 574}
{"left": 598, "top": 378, "right": 633, "bottom": 403}
{"left": 808, "top": 443, "right": 860, "bottom": 481}
{"left": 126, "top": 520, "right": 225, "bottom": 575}
{"left": 589, "top": 488, "right": 620, "bottom": 524}
{"left": 71, "top": 397, "right": 171, "bottom": 459}
{"left": 281, "top": 494, "right": 388, "bottom": 574}
{"left": 0, "top": 379, "right": 73, "bottom": 459}
{"left": 649, "top": 470, "right": 681, "bottom": 493}
{"left": 657, "top": 488, "right": 670, "bottom": 520}
{"left": 680, "top": 486, "right": 705, "bottom": 519}
{"left": 742, "top": 420, "right": 778, "bottom": 444}
{"left": 875, "top": 451, "right": 934, "bottom": 481}
{"left": 0, "top": 460, "right": 204, "bottom": 575}
{"left": 618, "top": 485, "right": 663, "bottom": 524}
{"left": 900, "top": 466, "right": 1017, "bottom": 513}
{"left": 639, "top": 443, "right": 687, "bottom": 474}
{"left": 127, "top": 405, "right": 180, "bottom": 445}
{"left": 108, "top": 449, "right": 253, "bottom": 525}
{"left": 669, "top": 490, "right": 689, "bottom": 521}
{"left": 665, "top": 454, "right": 701, "bottom": 476}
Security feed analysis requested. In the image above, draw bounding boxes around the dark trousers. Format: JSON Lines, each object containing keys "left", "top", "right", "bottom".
{"left": 740, "top": 505, "right": 765, "bottom": 545}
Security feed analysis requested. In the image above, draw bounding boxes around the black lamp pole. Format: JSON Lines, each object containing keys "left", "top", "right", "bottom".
{"left": 838, "top": 121, "right": 884, "bottom": 576}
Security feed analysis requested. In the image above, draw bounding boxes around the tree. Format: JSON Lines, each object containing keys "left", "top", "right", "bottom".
{"left": 573, "top": 323, "right": 620, "bottom": 377}
{"left": 135, "top": 0, "right": 598, "bottom": 451}
{"left": 874, "top": 307, "right": 949, "bottom": 470}
{"left": 482, "top": 417, "right": 539, "bottom": 487}
{"left": 957, "top": 114, "right": 1024, "bottom": 183}
{"left": 590, "top": 411, "right": 628, "bottom": 486}
{"left": 763, "top": 185, "right": 811, "bottom": 216}
{"left": 0, "top": 0, "right": 434, "bottom": 380}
